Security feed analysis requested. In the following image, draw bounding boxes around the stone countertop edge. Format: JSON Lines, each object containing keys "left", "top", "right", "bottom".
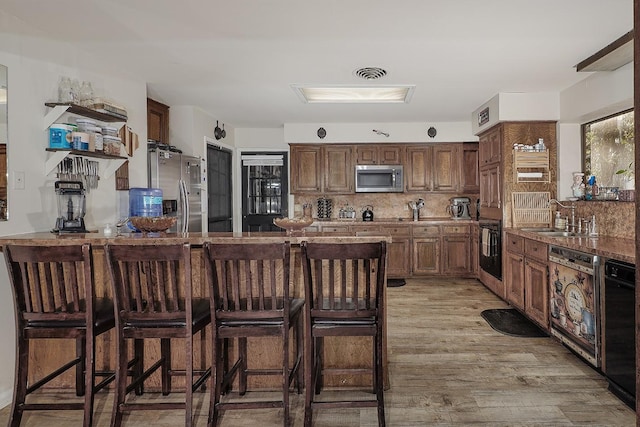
{"left": 312, "top": 217, "right": 474, "bottom": 225}
{"left": 505, "top": 228, "right": 635, "bottom": 264}
{"left": 0, "top": 231, "right": 394, "bottom": 249}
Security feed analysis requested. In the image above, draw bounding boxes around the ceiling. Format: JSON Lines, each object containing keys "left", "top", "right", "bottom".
{"left": 0, "top": 0, "right": 633, "bottom": 128}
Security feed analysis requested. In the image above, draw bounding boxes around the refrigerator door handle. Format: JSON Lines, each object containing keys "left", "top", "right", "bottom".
{"left": 179, "top": 179, "right": 189, "bottom": 233}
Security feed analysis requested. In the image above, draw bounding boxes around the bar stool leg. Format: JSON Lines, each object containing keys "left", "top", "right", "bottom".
{"left": 303, "top": 331, "right": 314, "bottom": 427}
{"left": 238, "top": 337, "right": 248, "bottom": 395}
{"left": 208, "top": 335, "right": 223, "bottom": 427}
{"left": 282, "top": 327, "right": 290, "bottom": 427}
{"left": 76, "top": 337, "right": 86, "bottom": 396}
{"left": 134, "top": 339, "right": 144, "bottom": 396}
{"left": 161, "top": 338, "right": 171, "bottom": 396}
{"left": 111, "top": 338, "right": 130, "bottom": 427}
{"left": 9, "top": 337, "right": 28, "bottom": 427}
{"left": 83, "top": 335, "right": 96, "bottom": 427}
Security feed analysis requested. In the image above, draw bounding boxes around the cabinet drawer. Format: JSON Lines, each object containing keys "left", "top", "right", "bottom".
{"left": 320, "top": 225, "right": 349, "bottom": 233}
{"left": 525, "top": 239, "right": 547, "bottom": 262}
{"left": 350, "top": 224, "right": 382, "bottom": 234}
{"left": 505, "top": 233, "right": 524, "bottom": 254}
{"left": 442, "top": 225, "right": 470, "bottom": 234}
{"left": 412, "top": 224, "right": 440, "bottom": 236}
{"left": 380, "top": 225, "right": 411, "bottom": 237}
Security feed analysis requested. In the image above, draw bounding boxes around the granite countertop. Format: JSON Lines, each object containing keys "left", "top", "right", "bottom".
{"left": 0, "top": 231, "right": 393, "bottom": 248}
{"left": 313, "top": 217, "right": 475, "bottom": 225}
{"left": 505, "top": 227, "right": 635, "bottom": 264}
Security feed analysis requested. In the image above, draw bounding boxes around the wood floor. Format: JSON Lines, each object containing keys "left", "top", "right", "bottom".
{"left": 0, "top": 278, "right": 634, "bottom": 426}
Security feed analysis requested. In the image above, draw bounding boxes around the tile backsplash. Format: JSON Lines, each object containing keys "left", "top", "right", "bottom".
{"left": 293, "top": 193, "right": 480, "bottom": 221}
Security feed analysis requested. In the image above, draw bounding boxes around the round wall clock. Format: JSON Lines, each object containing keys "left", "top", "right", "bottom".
{"left": 317, "top": 127, "right": 326, "bottom": 139}
{"left": 427, "top": 127, "right": 437, "bottom": 138}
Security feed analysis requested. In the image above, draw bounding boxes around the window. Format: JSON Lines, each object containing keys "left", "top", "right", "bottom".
{"left": 583, "top": 109, "right": 634, "bottom": 189}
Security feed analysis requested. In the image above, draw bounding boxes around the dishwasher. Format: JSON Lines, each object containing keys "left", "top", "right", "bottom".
{"left": 548, "top": 246, "right": 600, "bottom": 367}
{"left": 604, "top": 259, "right": 636, "bottom": 409}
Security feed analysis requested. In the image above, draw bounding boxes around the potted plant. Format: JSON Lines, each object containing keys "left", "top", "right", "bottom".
{"left": 615, "top": 162, "right": 635, "bottom": 190}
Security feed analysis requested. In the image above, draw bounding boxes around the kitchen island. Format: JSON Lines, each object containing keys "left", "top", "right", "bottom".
{"left": 0, "top": 231, "right": 392, "bottom": 391}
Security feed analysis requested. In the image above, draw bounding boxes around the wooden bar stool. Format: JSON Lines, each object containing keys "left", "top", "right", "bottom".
{"left": 104, "top": 242, "right": 211, "bottom": 427}
{"left": 300, "top": 241, "right": 387, "bottom": 427}
{"left": 3, "top": 243, "right": 115, "bottom": 427}
{"left": 203, "top": 241, "right": 303, "bottom": 427}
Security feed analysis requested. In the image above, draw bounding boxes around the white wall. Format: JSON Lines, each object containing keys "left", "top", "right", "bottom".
{"left": 284, "top": 122, "right": 476, "bottom": 144}
{"left": 0, "top": 14, "right": 147, "bottom": 406}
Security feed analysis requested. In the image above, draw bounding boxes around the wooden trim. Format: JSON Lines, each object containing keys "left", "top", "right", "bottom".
{"left": 576, "top": 29, "right": 634, "bottom": 72}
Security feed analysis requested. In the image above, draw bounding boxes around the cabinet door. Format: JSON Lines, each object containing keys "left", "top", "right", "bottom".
{"left": 505, "top": 250, "right": 525, "bottom": 310}
{"left": 479, "top": 165, "right": 502, "bottom": 210}
{"left": 378, "top": 145, "right": 403, "bottom": 165}
{"left": 412, "top": 238, "right": 440, "bottom": 275}
{"left": 290, "top": 145, "right": 322, "bottom": 193}
{"left": 525, "top": 258, "right": 549, "bottom": 330}
{"left": 471, "top": 226, "right": 479, "bottom": 277}
{"left": 405, "top": 146, "right": 432, "bottom": 192}
{"left": 324, "top": 145, "right": 353, "bottom": 193}
{"left": 479, "top": 125, "right": 501, "bottom": 166}
{"left": 432, "top": 144, "right": 459, "bottom": 192}
{"left": 442, "top": 235, "right": 470, "bottom": 275}
{"left": 461, "top": 143, "right": 480, "bottom": 193}
{"left": 147, "top": 98, "right": 170, "bottom": 144}
{"left": 387, "top": 237, "right": 411, "bottom": 278}
{"left": 355, "top": 146, "right": 377, "bottom": 164}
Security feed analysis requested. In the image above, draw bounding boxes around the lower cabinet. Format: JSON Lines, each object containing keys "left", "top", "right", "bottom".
{"left": 380, "top": 225, "right": 411, "bottom": 278}
{"left": 412, "top": 238, "right": 441, "bottom": 275}
{"left": 504, "top": 232, "right": 549, "bottom": 330}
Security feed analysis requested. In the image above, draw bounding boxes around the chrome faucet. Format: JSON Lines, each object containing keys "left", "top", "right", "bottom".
{"left": 550, "top": 199, "right": 576, "bottom": 232}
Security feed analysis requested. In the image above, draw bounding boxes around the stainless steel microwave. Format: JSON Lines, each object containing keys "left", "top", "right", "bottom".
{"left": 355, "top": 165, "right": 404, "bottom": 193}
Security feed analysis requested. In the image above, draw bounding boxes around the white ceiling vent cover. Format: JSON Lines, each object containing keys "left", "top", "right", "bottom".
{"left": 354, "top": 67, "right": 387, "bottom": 80}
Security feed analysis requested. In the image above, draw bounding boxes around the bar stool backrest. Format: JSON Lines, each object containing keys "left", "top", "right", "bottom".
{"left": 5, "top": 244, "right": 93, "bottom": 325}
{"left": 105, "top": 243, "right": 192, "bottom": 324}
{"left": 300, "top": 241, "right": 387, "bottom": 321}
{"left": 204, "top": 242, "right": 291, "bottom": 322}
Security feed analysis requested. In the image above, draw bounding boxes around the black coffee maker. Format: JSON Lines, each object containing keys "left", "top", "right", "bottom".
{"left": 362, "top": 205, "right": 374, "bottom": 221}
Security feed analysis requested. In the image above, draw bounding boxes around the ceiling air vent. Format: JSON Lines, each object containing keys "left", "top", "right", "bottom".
{"left": 354, "top": 67, "right": 387, "bottom": 80}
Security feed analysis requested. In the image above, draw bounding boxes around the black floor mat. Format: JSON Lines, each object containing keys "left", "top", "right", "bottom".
{"left": 480, "top": 308, "right": 548, "bottom": 338}
{"left": 387, "top": 278, "right": 406, "bottom": 287}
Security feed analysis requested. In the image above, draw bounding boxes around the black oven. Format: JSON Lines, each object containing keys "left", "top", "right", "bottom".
{"left": 479, "top": 219, "right": 502, "bottom": 280}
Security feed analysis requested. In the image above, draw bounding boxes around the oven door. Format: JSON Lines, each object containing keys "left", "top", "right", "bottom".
{"left": 479, "top": 220, "right": 502, "bottom": 280}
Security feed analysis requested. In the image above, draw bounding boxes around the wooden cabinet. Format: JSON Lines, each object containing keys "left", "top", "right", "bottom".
{"left": 412, "top": 223, "right": 470, "bottom": 276}
{"left": 505, "top": 236, "right": 525, "bottom": 310}
{"left": 405, "top": 143, "right": 467, "bottom": 193}
{"left": 432, "top": 144, "right": 460, "bottom": 192}
{"left": 147, "top": 98, "right": 170, "bottom": 144}
{"left": 470, "top": 223, "right": 479, "bottom": 277}
{"left": 412, "top": 238, "right": 441, "bottom": 275}
{"left": 461, "top": 143, "right": 480, "bottom": 193}
{"left": 355, "top": 145, "right": 403, "bottom": 165}
{"left": 290, "top": 145, "right": 322, "bottom": 193}
{"left": 523, "top": 239, "right": 548, "bottom": 329}
{"left": 380, "top": 225, "right": 411, "bottom": 278}
{"left": 405, "top": 145, "right": 432, "bottom": 192}
{"left": 504, "top": 232, "right": 549, "bottom": 330}
{"left": 479, "top": 125, "right": 501, "bottom": 166}
{"left": 323, "top": 145, "right": 353, "bottom": 193}
{"left": 290, "top": 144, "right": 352, "bottom": 194}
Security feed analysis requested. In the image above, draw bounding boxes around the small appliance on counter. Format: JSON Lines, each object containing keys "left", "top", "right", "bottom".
{"left": 362, "top": 205, "right": 374, "bottom": 221}
{"left": 447, "top": 197, "right": 471, "bottom": 220}
{"left": 52, "top": 181, "right": 87, "bottom": 233}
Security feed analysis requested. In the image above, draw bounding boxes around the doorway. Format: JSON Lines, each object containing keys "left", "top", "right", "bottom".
{"left": 207, "top": 143, "right": 233, "bottom": 232}
{"left": 241, "top": 152, "right": 288, "bottom": 232}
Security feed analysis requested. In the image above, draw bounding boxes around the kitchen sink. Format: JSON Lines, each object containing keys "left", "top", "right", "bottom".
{"left": 520, "top": 227, "right": 556, "bottom": 232}
{"left": 536, "top": 231, "right": 578, "bottom": 237}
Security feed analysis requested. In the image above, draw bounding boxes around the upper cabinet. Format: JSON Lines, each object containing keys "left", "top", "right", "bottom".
{"left": 290, "top": 142, "right": 479, "bottom": 195}
{"left": 147, "top": 98, "right": 170, "bottom": 144}
{"left": 405, "top": 143, "right": 470, "bottom": 193}
{"left": 355, "top": 144, "right": 403, "bottom": 165}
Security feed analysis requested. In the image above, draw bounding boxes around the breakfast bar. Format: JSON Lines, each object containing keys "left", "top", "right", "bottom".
{"left": 0, "top": 230, "right": 391, "bottom": 392}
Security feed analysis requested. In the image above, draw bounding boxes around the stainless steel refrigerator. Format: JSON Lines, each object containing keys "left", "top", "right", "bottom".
{"left": 148, "top": 148, "right": 203, "bottom": 233}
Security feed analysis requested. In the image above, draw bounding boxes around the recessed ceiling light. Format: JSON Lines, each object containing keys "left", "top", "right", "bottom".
{"left": 292, "top": 85, "right": 414, "bottom": 104}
